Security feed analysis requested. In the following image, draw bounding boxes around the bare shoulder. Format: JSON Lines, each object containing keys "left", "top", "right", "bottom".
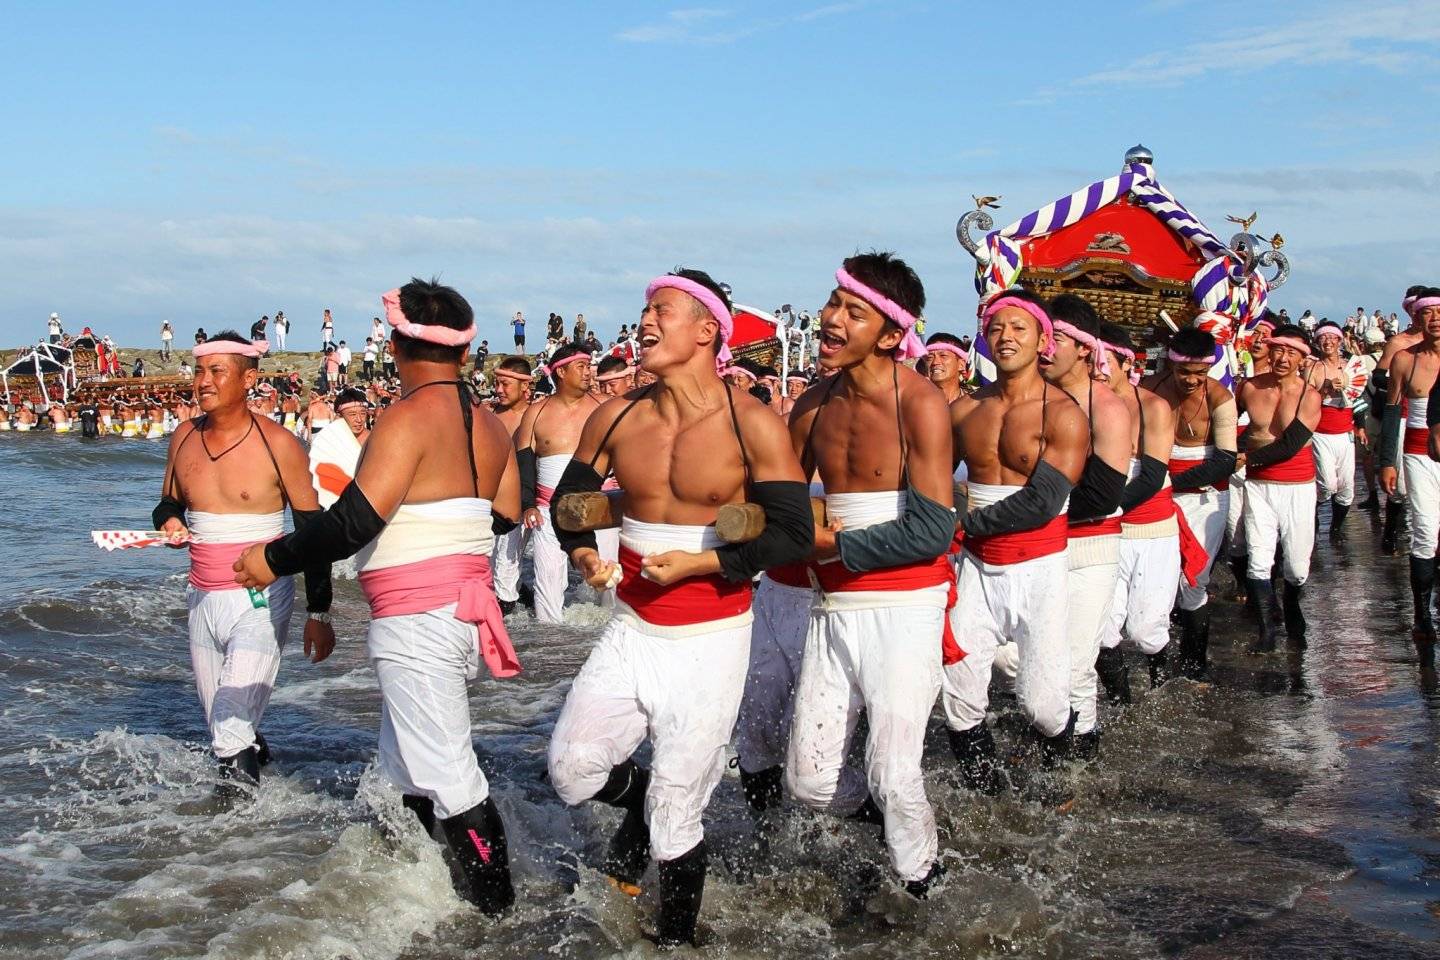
{"left": 789, "top": 378, "right": 833, "bottom": 422}
{"left": 733, "top": 389, "right": 792, "bottom": 444}
{"left": 1206, "top": 378, "right": 1235, "bottom": 407}
{"left": 167, "top": 417, "right": 199, "bottom": 452}
{"left": 900, "top": 366, "right": 950, "bottom": 421}
{"left": 255, "top": 413, "right": 304, "bottom": 453}
{"left": 1139, "top": 386, "right": 1175, "bottom": 424}
{"left": 1092, "top": 380, "right": 1130, "bottom": 418}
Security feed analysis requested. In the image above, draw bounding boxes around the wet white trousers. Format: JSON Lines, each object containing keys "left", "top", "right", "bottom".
{"left": 1175, "top": 489, "right": 1229, "bottom": 611}
{"left": 548, "top": 612, "right": 751, "bottom": 862}
{"left": 1243, "top": 480, "right": 1317, "bottom": 585}
{"left": 368, "top": 603, "right": 490, "bottom": 820}
{"left": 187, "top": 577, "right": 294, "bottom": 758}
{"left": 734, "top": 576, "right": 813, "bottom": 774}
{"left": 1102, "top": 534, "right": 1179, "bottom": 655}
{"left": 491, "top": 526, "right": 523, "bottom": 604}
{"left": 785, "top": 590, "right": 945, "bottom": 883}
{"left": 1313, "top": 432, "right": 1356, "bottom": 507}
{"left": 944, "top": 549, "right": 1071, "bottom": 738}
{"left": 1404, "top": 453, "right": 1440, "bottom": 559}
{"left": 531, "top": 517, "right": 620, "bottom": 621}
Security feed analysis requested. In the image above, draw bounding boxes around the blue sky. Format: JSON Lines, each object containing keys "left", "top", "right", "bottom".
{"left": 2, "top": 0, "right": 1437, "bottom": 349}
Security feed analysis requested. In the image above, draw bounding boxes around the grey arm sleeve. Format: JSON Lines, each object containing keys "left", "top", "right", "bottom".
{"left": 1171, "top": 448, "right": 1238, "bottom": 491}
{"left": 961, "top": 460, "right": 1074, "bottom": 538}
{"left": 1120, "top": 456, "right": 1168, "bottom": 512}
{"left": 1379, "top": 403, "right": 1402, "bottom": 468}
{"left": 836, "top": 484, "right": 955, "bottom": 572}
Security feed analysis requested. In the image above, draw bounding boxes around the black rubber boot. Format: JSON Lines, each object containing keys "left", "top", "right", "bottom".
{"left": 1330, "top": 501, "right": 1351, "bottom": 541}
{"left": 1072, "top": 730, "right": 1100, "bottom": 762}
{"left": 1148, "top": 646, "right": 1173, "bottom": 688}
{"left": 947, "top": 723, "right": 1001, "bottom": 794}
{"left": 1247, "top": 579, "right": 1279, "bottom": 654}
{"left": 403, "top": 794, "right": 437, "bottom": 836}
{"left": 903, "top": 861, "right": 945, "bottom": 900}
{"left": 738, "top": 765, "right": 783, "bottom": 815}
{"left": 1176, "top": 606, "right": 1211, "bottom": 680}
{"left": 594, "top": 760, "right": 650, "bottom": 891}
{"left": 1359, "top": 490, "right": 1380, "bottom": 511}
{"left": 1382, "top": 498, "right": 1405, "bottom": 555}
{"left": 254, "top": 732, "right": 272, "bottom": 767}
{"left": 498, "top": 598, "right": 516, "bottom": 617}
{"left": 517, "top": 583, "right": 536, "bottom": 612}
{"left": 1034, "top": 710, "right": 1078, "bottom": 769}
{"left": 407, "top": 794, "right": 476, "bottom": 897}
{"left": 1410, "top": 556, "right": 1437, "bottom": 639}
{"left": 1282, "top": 581, "right": 1307, "bottom": 648}
{"left": 1095, "top": 646, "right": 1131, "bottom": 705}
{"left": 847, "top": 795, "right": 885, "bottom": 826}
{"left": 1229, "top": 555, "right": 1253, "bottom": 614}
{"left": 654, "top": 841, "right": 707, "bottom": 948}
{"left": 438, "top": 797, "right": 515, "bottom": 915}
{"left": 216, "top": 746, "right": 261, "bottom": 802}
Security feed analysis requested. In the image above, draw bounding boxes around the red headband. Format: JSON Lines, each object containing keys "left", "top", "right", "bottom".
{"left": 195, "top": 339, "right": 268, "bottom": 358}
{"left": 982, "top": 296, "right": 1055, "bottom": 359}
{"left": 382, "top": 289, "right": 476, "bottom": 346}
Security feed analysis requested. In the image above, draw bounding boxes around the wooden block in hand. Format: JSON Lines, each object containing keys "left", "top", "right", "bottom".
{"left": 811, "top": 496, "right": 827, "bottom": 528}
{"left": 715, "top": 503, "right": 766, "bottom": 544}
{"left": 555, "top": 491, "right": 623, "bottom": 532}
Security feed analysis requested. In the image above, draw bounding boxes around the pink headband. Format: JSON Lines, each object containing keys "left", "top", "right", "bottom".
{"left": 194, "top": 339, "right": 268, "bottom": 358}
{"left": 1166, "top": 349, "right": 1213, "bottom": 364}
{"left": 1253, "top": 318, "right": 1275, "bottom": 333}
{"left": 924, "top": 342, "right": 969, "bottom": 363}
{"left": 1099, "top": 340, "right": 1142, "bottom": 384}
{"left": 492, "top": 368, "right": 533, "bottom": 383}
{"left": 1315, "top": 326, "right": 1344, "bottom": 341}
{"left": 596, "top": 365, "right": 635, "bottom": 383}
{"left": 1268, "top": 335, "right": 1312, "bottom": 357}
{"left": 1051, "top": 319, "right": 1111, "bottom": 378}
{"left": 722, "top": 365, "right": 755, "bottom": 381}
{"left": 787, "top": 373, "right": 809, "bottom": 383}
{"left": 335, "top": 399, "right": 368, "bottom": 413}
{"left": 382, "top": 289, "right": 476, "bottom": 346}
{"left": 1410, "top": 296, "right": 1440, "bottom": 315}
{"left": 645, "top": 276, "right": 733, "bottom": 365}
{"left": 835, "top": 268, "right": 926, "bottom": 362}
{"left": 542, "top": 352, "right": 590, "bottom": 378}
{"left": 981, "top": 296, "right": 1056, "bottom": 359}
{"left": 1403, "top": 295, "right": 1419, "bottom": 317}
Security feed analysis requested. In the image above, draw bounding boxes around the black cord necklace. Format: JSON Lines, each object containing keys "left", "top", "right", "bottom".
{"left": 199, "top": 414, "right": 255, "bottom": 462}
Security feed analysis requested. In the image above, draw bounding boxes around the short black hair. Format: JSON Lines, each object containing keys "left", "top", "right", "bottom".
{"left": 1406, "top": 284, "right": 1429, "bottom": 300}
{"left": 335, "top": 388, "right": 368, "bottom": 409}
{"left": 497, "top": 354, "right": 532, "bottom": 376}
{"left": 842, "top": 251, "right": 925, "bottom": 325}
{"left": 391, "top": 277, "right": 473, "bottom": 364}
{"left": 925, "top": 331, "right": 967, "bottom": 350}
{"left": 596, "top": 355, "right": 627, "bottom": 377}
{"left": 206, "top": 330, "right": 260, "bottom": 370}
{"left": 1048, "top": 293, "right": 1102, "bottom": 340}
{"left": 1169, "top": 326, "right": 1216, "bottom": 360}
{"left": 1098, "top": 321, "right": 1135, "bottom": 353}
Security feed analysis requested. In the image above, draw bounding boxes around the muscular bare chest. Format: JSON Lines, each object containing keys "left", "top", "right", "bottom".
{"left": 610, "top": 407, "right": 747, "bottom": 512}
{"left": 173, "top": 433, "right": 284, "bottom": 514}
{"left": 810, "top": 396, "right": 905, "bottom": 493}
{"left": 534, "top": 401, "right": 595, "bottom": 456}
{"left": 959, "top": 397, "right": 1045, "bottom": 483}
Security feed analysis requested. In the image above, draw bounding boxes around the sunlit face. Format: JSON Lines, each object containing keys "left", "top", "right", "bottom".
{"left": 1316, "top": 332, "right": 1343, "bottom": 360}
{"left": 816, "top": 288, "right": 902, "bottom": 370}
{"left": 1172, "top": 361, "right": 1210, "bottom": 396}
{"left": 1041, "top": 329, "right": 1086, "bottom": 383}
{"left": 1422, "top": 305, "right": 1440, "bottom": 339}
{"left": 725, "top": 370, "right": 756, "bottom": 391}
{"left": 494, "top": 373, "right": 529, "bottom": 407}
{"left": 338, "top": 403, "right": 369, "bottom": 437}
{"left": 1251, "top": 326, "right": 1271, "bottom": 351}
{"left": 984, "top": 305, "right": 1047, "bottom": 375}
{"left": 555, "top": 357, "right": 593, "bottom": 394}
{"left": 926, "top": 349, "right": 961, "bottom": 386}
{"left": 598, "top": 372, "right": 631, "bottom": 398}
{"left": 786, "top": 378, "right": 807, "bottom": 399}
{"left": 1268, "top": 341, "right": 1308, "bottom": 377}
{"left": 638, "top": 288, "right": 718, "bottom": 374}
{"left": 193, "top": 355, "right": 256, "bottom": 413}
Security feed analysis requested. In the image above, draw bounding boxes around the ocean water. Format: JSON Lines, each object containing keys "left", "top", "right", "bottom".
{"left": 3, "top": 433, "right": 1440, "bottom": 958}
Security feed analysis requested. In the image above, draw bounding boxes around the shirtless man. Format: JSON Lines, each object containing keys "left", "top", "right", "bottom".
{"left": 1237, "top": 324, "right": 1323, "bottom": 651}
{"left": 594, "top": 355, "right": 634, "bottom": 398}
{"left": 722, "top": 360, "right": 758, "bottom": 395}
{"left": 1384, "top": 289, "right": 1440, "bottom": 637}
{"left": 1148, "top": 326, "right": 1237, "bottom": 679}
{"left": 546, "top": 269, "right": 810, "bottom": 945}
{"left": 783, "top": 372, "right": 808, "bottom": 414}
{"left": 153, "top": 331, "right": 334, "bottom": 796}
{"left": 1094, "top": 323, "right": 1179, "bottom": 698}
{"left": 1376, "top": 287, "right": 1432, "bottom": 553}
{"left": 306, "top": 390, "right": 334, "bottom": 438}
{"left": 99, "top": 394, "right": 116, "bottom": 435}
{"left": 488, "top": 355, "right": 533, "bottom": 615}
{"left": 514, "top": 343, "right": 603, "bottom": 623}
{"left": 1307, "top": 320, "right": 1363, "bottom": 540}
{"left": 235, "top": 280, "right": 522, "bottom": 914}
{"left": 924, "top": 331, "right": 970, "bottom": 404}
{"left": 945, "top": 289, "right": 1087, "bottom": 784}
{"left": 1227, "top": 313, "right": 1276, "bottom": 603}
{"left": 756, "top": 367, "right": 785, "bottom": 416}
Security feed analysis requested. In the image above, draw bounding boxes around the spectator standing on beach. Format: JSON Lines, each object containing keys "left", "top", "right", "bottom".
{"left": 512, "top": 311, "right": 526, "bottom": 351}
{"left": 336, "top": 340, "right": 352, "bottom": 388}
{"left": 251, "top": 315, "right": 269, "bottom": 344}
{"left": 160, "top": 321, "right": 174, "bottom": 361}
{"left": 362, "top": 338, "right": 378, "bottom": 380}
{"left": 274, "top": 311, "right": 289, "bottom": 350}
{"left": 47, "top": 313, "right": 62, "bottom": 344}
{"left": 573, "top": 313, "right": 587, "bottom": 344}
{"left": 321, "top": 309, "right": 334, "bottom": 347}
{"left": 476, "top": 339, "right": 490, "bottom": 369}
{"left": 382, "top": 340, "right": 396, "bottom": 379}
{"left": 132, "top": 357, "right": 146, "bottom": 378}
{"left": 370, "top": 315, "right": 383, "bottom": 344}
{"left": 320, "top": 346, "right": 338, "bottom": 393}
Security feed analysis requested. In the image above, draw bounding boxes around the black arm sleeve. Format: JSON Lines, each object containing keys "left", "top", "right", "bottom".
{"left": 963, "top": 460, "right": 1074, "bottom": 537}
{"left": 291, "top": 507, "right": 333, "bottom": 613}
{"left": 492, "top": 513, "right": 518, "bottom": 536}
{"left": 836, "top": 483, "right": 954, "bottom": 572}
{"left": 1379, "top": 403, "right": 1402, "bottom": 468}
{"left": 1246, "top": 418, "right": 1315, "bottom": 470}
{"left": 263, "top": 481, "right": 385, "bottom": 576}
{"left": 152, "top": 495, "right": 185, "bottom": 530}
{"left": 550, "top": 459, "right": 601, "bottom": 555}
{"left": 1067, "top": 456, "right": 1127, "bottom": 524}
{"left": 1170, "top": 448, "right": 1239, "bottom": 491}
{"left": 716, "top": 481, "right": 815, "bottom": 581}
{"left": 517, "top": 448, "right": 538, "bottom": 511}
{"left": 1120, "top": 456, "right": 1168, "bottom": 512}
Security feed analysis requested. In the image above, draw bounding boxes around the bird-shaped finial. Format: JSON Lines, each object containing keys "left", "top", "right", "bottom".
{"left": 1226, "top": 211, "right": 1259, "bottom": 232}
{"left": 972, "top": 195, "right": 1001, "bottom": 211}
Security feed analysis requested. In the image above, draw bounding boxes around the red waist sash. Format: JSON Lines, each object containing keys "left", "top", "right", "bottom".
{"left": 1068, "top": 516, "right": 1123, "bottom": 539}
{"left": 767, "top": 562, "right": 811, "bottom": 589}
{"left": 1122, "top": 486, "right": 1175, "bottom": 525}
{"left": 1168, "top": 457, "right": 1230, "bottom": 493}
{"left": 813, "top": 555, "right": 963, "bottom": 666}
{"left": 1317, "top": 406, "right": 1354, "bottom": 435}
{"left": 964, "top": 513, "right": 1069, "bottom": 565}
{"left": 616, "top": 546, "right": 752, "bottom": 626}
{"left": 1248, "top": 445, "right": 1316, "bottom": 483}
{"left": 189, "top": 542, "right": 255, "bottom": 592}
{"left": 536, "top": 484, "right": 556, "bottom": 509}
{"left": 360, "top": 554, "right": 520, "bottom": 679}
{"left": 1405, "top": 426, "right": 1429, "bottom": 456}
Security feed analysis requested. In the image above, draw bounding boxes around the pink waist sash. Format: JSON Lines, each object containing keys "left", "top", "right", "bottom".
{"left": 359, "top": 554, "right": 521, "bottom": 679}
{"left": 537, "top": 484, "right": 556, "bottom": 508}
{"left": 189, "top": 542, "right": 256, "bottom": 592}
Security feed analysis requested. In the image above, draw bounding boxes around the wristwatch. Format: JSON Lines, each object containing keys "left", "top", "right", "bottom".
{"left": 307, "top": 611, "right": 333, "bottom": 625}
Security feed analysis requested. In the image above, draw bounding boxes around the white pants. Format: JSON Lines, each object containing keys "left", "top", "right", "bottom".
{"left": 368, "top": 603, "right": 490, "bottom": 820}
{"left": 943, "top": 549, "right": 1070, "bottom": 738}
{"left": 786, "top": 594, "right": 944, "bottom": 882}
{"left": 548, "top": 613, "right": 751, "bottom": 861}
{"left": 735, "top": 576, "right": 812, "bottom": 774}
{"left": 596, "top": 527, "right": 620, "bottom": 611}
{"left": 1175, "top": 489, "right": 1229, "bottom": 611}
{"left": 491, "top": 526, "right": 523, "bottom": 604}
{"left": 1103, "top": 534, "right": 1179, "bottom": 655}
{"left": 1065, "top": 545, "right": 1119, "bottom": 736}
{"left": 1244, "top": 480, "right": 1317, "bottom": 585}
{"left": 1313, "top": 431, "right": 1356, "bottom": 507}
{"left": 275, "top": 327, "right": 286, "bottom": 350}
{"left": 187, "top": 577, "right": 294, "bottom": 758}
{"left": 1405, "top": 453, "right": 1440, "bottom": 558}
{"left": 1226, "top": 471, "right": 1247, "bottom": 556}
{"left": 531, "top": 512, "right": 570, "bottom": 623}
